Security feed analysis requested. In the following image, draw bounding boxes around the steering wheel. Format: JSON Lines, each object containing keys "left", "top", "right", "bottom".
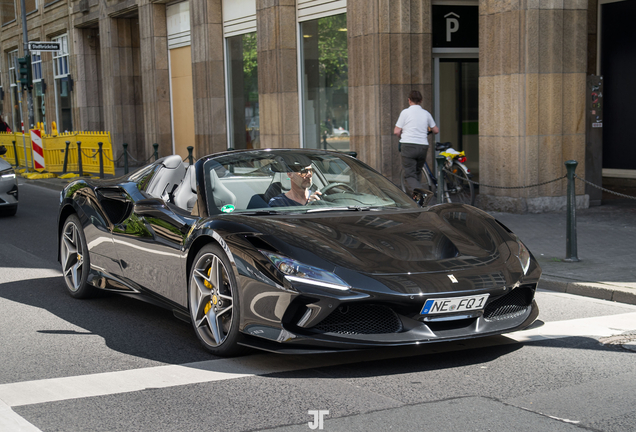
{"left": 320, "top": 183, "right": 356, "bottom": 195}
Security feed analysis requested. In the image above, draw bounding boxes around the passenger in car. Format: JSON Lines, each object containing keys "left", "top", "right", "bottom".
{"left": 268, "top": 165, "right": 322, "bottom": 207}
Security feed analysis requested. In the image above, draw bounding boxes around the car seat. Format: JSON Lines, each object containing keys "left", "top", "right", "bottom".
{"left": 145, "top": 155, "right": 186, "bottom": 201}
{"left": 209, "top": 168, "right": 237, "bottom": 210}
{"left": 172, "top": 165, "right": 197, "bottom": 211}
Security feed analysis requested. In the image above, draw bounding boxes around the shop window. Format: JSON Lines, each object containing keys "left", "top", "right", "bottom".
{"left": 52, "top": 35, "right": 73, "bottom": 132}
{"left": 31, "top": 53, "right": 45, "bottom": 128}
{"left": 1, "top": 0, "right": 16, "bottom": 25}
{"left": 226, "top": 31, "right": 258, "bottom": 150}
{"left": 300, "top": 13, "right": 349, "bottom": 151}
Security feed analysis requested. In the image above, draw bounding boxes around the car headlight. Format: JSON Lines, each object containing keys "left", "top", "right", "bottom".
{"left": 0, "top": 168, "right": 15, "bottom": 179}
{"left": 516, "top": 240, "right": 531, "bottom": 275}
{"left": 261, "top": 251, "right": 350, "bottom": 290}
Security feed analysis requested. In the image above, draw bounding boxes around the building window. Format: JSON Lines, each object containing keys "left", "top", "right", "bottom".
{"left": 300, "top": 13, "right": 349, "bottom": 151}
{"left": 31, "top": 52, "right": 45, "bottom": 128}
{"left": 52, "top": 34, "right": 72, "bottom": 132}
{"left": 0, "top": 62, "right": 3, "bottom": 124}
{"left": 1, "top": 0, "right": 16, "bottom": 25}
{"left": 226, "top": 32, "right": 258, "bottom": 150}
{"left": 8, "top": 50, "right": 21, "bottom": 131}
{"left": 25, "top": 0, "right": 37, "bottom": 14}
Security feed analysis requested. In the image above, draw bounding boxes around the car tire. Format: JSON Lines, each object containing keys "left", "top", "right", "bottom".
{"left": 60, "top": 214, "right": 97, "bottom": 298}
{"left": 188, "top": 244, "right": 246, "bottom": 357}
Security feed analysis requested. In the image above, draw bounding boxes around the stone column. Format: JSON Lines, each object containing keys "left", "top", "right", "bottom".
{"left": 479, "top": 1, "right": 587, "bottom": 213}
{"left": 139, "top": 2, "right": 171, "bottom": 158}
{"left": 256, "top": 0, "right": 299, "bottom": 148}
{"left": 100, "top": 16, "right": 147, "bottom": 162}
{"left": 190, "top": 0, "right": 226, "bottom": 157}
{"left": 348, "top": 0, "right": 432, "bottom": 180}
{"left": 73, "top": 27, "right": 104, "bottom": 132}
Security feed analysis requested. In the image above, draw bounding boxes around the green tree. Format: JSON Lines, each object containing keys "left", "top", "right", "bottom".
{"left": 318, "top": 14, "right": 348, "bottom": 89}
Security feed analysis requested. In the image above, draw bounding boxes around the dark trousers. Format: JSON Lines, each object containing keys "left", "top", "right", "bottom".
{"left": 401, "top": 143, "right": 429, "bottom": 196}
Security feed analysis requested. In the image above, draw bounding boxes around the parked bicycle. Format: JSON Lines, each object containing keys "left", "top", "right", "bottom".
{"left": 399, "top": 142, "right": 475, "bottom": 206}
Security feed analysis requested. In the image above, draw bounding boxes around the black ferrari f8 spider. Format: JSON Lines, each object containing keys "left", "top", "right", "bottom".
{"left": 58, "top": 149, "right": 540, "bottom": 356}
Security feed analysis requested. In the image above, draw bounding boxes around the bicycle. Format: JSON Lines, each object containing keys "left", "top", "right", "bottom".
{"left": 399, "top": 141, "right": 475, "bottom": 206}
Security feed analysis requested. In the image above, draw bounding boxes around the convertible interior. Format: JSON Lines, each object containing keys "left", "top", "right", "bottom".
{"left": 143, "top": 154, "right": 398, "bottom": 215}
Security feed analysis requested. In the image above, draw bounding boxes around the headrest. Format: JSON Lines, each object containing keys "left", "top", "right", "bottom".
{"left": 161, "top": 154, "right": 184, "bottom": 169}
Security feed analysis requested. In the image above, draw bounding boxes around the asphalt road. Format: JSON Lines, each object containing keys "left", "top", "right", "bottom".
{"left": 1, "top": 182, "right": 636, "bottom": 432}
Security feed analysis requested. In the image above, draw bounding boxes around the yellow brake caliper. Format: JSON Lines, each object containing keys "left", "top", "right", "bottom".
{"left": 203, "top": 266, "right": 213, "bottom": 315}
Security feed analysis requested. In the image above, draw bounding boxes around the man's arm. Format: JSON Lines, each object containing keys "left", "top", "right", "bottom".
{"left": 394, "top": 126, "right": 402, "bottom": 138}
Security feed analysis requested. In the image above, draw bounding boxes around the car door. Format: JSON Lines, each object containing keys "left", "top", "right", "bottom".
{"left": 111, "top": 195, "right": 197, "bottom": 307}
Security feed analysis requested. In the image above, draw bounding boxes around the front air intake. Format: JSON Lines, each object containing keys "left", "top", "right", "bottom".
{"left": 312, "top": 304, "right": 403, "bottom": 335}
{"left": 483, "top": 286, "right": 534, "bottom": 321}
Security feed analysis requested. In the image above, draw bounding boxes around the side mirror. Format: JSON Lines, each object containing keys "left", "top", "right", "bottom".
{"left": 0, "top": 145, "right": 6, "bottom": 156}
{"left": 413, "top": 188, "right": 433, "bottom": 207}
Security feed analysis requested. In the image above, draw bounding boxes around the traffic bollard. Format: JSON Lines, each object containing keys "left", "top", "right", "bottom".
{"left": 564, "top": 160, "right": 579, "bottom": 262}
{"left": 77, "top": 141, "right": 83, "bottom": 176}
{"left": 62, "top": 141, "right": 70, "bottom": 173}
{"left": 123, "top": 143, "right": 129, "bottom": 174}
{"left": 98, "top": 142, "right": 104, "bottom": 179}
{"left": 436, "top": 155, "right": 446, "bottom": 204}
{"left": 153, "top": 143, "right": 159, "bottom": 161}
{"left": 187, "top": 146, "right": 194, "bottom": 166}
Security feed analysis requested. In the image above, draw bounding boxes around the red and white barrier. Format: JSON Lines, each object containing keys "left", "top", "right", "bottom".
{"left": 30, "top": 129, "right": 45, "bottom": 170}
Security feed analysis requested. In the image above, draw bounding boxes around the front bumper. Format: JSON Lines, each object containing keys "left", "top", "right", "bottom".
{"left": 239, "top": 281, "right": 540, "bottom": 352}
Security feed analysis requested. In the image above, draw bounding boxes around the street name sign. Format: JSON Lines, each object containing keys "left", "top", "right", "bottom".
{"left": 28, "top": 42, "right": 61, "bottom": 52}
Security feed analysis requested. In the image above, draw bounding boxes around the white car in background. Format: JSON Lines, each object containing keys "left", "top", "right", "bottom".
{"left": 328, "top": 127, "right": 349, "bottom": 137}
{"left": 0, "top": 145, "right": 18, "bottom": 216}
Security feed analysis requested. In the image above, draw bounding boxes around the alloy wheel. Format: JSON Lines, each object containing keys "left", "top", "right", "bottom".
{"left": 61, "top": 221, "right": 85, "bottom": 292}
{"left": 190, "top": 253, "right": 234, "bottom": 347}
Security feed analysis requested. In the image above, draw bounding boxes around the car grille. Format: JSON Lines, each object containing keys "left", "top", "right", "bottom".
{"left": 312, "top": 304, "right": 403, "bottom": 335}
{"left": 483, "top": 287, "right": 534, "bottom": 321}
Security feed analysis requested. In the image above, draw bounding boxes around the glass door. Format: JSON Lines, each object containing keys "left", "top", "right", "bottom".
{"left": 435, "top": 58, "right": 479, "bottom": 175}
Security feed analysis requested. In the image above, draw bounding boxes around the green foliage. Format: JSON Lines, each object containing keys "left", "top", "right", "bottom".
{"left": 318, "top": 14, "right": 348, "bottom": 89}
{"left": 242, "top": 32, "right": 259, "bottom": 102}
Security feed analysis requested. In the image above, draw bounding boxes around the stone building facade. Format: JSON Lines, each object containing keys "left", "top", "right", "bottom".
{"left": 0, "top": 0, "right": 628, "bottom": 212}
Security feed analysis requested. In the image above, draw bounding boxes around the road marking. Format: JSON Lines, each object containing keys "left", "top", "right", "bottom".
{"left": 0, "top": 400, "right": 42, "bottom": 432}
{"left": 1, "top": 311, "right": 635, "bottom": 412}
{"left": 505, "top": 312, "right": 636, "bottom": 343}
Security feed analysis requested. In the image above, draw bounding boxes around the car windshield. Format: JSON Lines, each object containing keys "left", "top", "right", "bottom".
{"left": 202, "top": 149, "right": 419, "bottom": 215}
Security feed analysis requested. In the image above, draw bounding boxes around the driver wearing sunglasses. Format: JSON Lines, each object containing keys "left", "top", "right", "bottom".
{"left": 268, "top": 165, "right": 322, "bottom": 207}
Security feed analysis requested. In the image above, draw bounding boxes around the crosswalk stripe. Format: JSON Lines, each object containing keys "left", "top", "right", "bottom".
{"left": 1, "top": 311, "right": 635, "bottom": 412}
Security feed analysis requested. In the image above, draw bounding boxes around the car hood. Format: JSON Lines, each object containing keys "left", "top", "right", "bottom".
{"left": 0, "top": 157, "right": 12, "bottom": 171}
{"left": 229, "top": 205, "right": 513, "bottom": 276}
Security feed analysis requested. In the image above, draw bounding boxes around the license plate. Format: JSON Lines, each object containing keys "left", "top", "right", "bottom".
{"left": 421, "top": 294, "right": 489, "bottom": 315}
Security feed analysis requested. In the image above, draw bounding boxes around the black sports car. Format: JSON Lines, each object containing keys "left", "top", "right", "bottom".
{"left": 58, "top": 149, "right": 540, "bottom": 356}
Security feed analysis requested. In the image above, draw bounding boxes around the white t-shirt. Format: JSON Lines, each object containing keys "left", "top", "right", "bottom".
{"left": 395, "top": 105, "right": 436, "bottom": 145}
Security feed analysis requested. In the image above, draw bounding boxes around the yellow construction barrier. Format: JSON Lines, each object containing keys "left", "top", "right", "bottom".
{"left": 0, "top": 130, "right": 115, "bottom": 176}
{"left": 0, "top": 132, "right": 33, "bottom": 168}
{"left": 42, "top": 131, "right": 115, "bottom": 175}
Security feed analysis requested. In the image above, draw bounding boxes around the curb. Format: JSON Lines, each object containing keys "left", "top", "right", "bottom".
{"left": 539, "top": 276, "right": 636, "bottom": 306}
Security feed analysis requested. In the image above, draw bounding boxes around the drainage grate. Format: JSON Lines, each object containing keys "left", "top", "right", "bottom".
{"left": 312, "top": 304, "right": 403, "bottom": 335}
{"left": 483, "top": 287, "right": 533, "bottom": 322}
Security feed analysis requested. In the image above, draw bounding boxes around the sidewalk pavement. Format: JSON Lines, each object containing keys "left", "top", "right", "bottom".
{"left": 22, "top": 172, "right": 636, "bottom": 306}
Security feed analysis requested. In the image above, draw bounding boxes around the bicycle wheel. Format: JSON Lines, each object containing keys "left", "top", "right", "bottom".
{"left": 445, "top": 162, "right": 475, "bottom": 206}
{"left": 400, "top": 167, "right": 436, "bottom": 195}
